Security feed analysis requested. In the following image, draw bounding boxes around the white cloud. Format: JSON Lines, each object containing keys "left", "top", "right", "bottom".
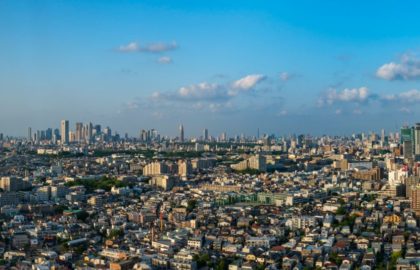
{"left": 117, "top": 41, "right": 178, "bottom": 53}
{"left": 134, "top": 74, "right": 271, "bottom": 115}
{"left": 376, "top": 54, "right": 420, "bottom": 80}
{"left": 231, "top": 74, "right": 266, "bottom": 91}
{"left": 151, "top": 74, "right": 267, "bottom": 102}
{"left": 178, "top": 82, "right": 226, "bottom": 100}
{"left": 383, "top": 89, "right": 420, "bottom": 103}
{"left": 118, "top": 42, "right": 140, "bottom": 52}
{"left": 158, "top": 56, "right": 172, "bottom": 64}
{"left": 319, "top": 87, "right": 370, "bottom": 106}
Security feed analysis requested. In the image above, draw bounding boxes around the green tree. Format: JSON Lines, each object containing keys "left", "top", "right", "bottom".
{"left": 76, "top": 210, "right": 89, "bottom": 221}
{"left": 187, "top": 199, "right": 197, "bottom": 212}
{"left": 215, "top": 258, "right": 228, "bottom": 270}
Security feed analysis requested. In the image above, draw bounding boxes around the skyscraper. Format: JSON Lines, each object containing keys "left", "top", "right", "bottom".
{"left": 401, "top": 126, "right": 414, "bottom": 143}
{"left": 179, "top": 124, "right": 184, "bottom": 142}
{"left": 401, "top": 126, "right": 415, "bottom": 159}
{"left": 75, "top": 122, "right": 83, "bottom": 142}
{"left": 415, "top": 123, "right": 420, "bottom": 156}
{"left": 60, "top": 120, "right": 69, "bottom": 144}
{"left": 203, "top": 128, "right": 209, "bottom": 141}
{"left": 410, "top": 184, "right": 420, "bottom": 215}
{"left": 87, "top": 122, "right": 93, "bottom": 143}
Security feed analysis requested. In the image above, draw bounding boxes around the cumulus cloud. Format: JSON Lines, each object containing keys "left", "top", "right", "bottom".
{"left": 127, "top": 73, "right": 272, "bottom": 116}
{"left": 151, "top": 74, "right": 267, "bottom": 103}
{"left": 228, "top": 74, "right": 266, "bottom": 97}
{"left": 177, "top": 82, "right": 227, "bottom": 101}
{"left": 117, "top": 41, "right": 178, "bottom": 53}
{"left": 376, "top": 54, "right": 420, "bottom": 80}
{"left": 318, "top": 87, "right": 370, "bottom": 106}
{"left": 158, "top": 56, "right": 173, "bottom": 64}
{"left": 383, "top": 89, "right": 420, "bottom": 103}
{"left": 231, "top": 74, "right": 266, "bottom": 91}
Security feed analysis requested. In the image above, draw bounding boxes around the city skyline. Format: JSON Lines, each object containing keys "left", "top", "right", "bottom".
{"left": 15, "top": 118, "right": 420, "bottom": 141}
{"left": 2, "top": 1, "right": 420, "bottom": 136}
{"left": 4, "top": 118, "right": 420, "bottom": 140}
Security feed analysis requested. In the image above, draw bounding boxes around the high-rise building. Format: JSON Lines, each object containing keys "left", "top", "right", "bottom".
{"left": 179, "top": 124, "right": 184, "bottom": 142}
{"left": 28, "top": 127, "right": 32, "bottom": 141}
{"left": 75, "top": 122, "right": 83, "bottom": 142}
{"left": 46, "top": 128, "right": 53, "bottom": 140}
{"left": 203, "top": 128, "right": 209, "bottom": 141}
{"left": 178, "top": 160, "right": 192, "bottom": 177}
{"left": 410, "top": 184, "right": 420, "bottom": 215}
{"left": 94, "top": 124, "right": 101, "bottom": 135}
{"left": 401, "top": 126, "right": 414, "bottom": 143}
{"left": 381, "top": 129, "right": 385, "bottom": 145}
{"left": 403, "top": 140, "right": 414, "bottom": 160}
{"left": 219, "top": 132, "right": 227, "bottom": 142}
{"left": 87, "top": 122, "right": 93, "bottom": 143}
{"left": 104, "top": 127, "right": 112, "bottom": 141}
{"left": 415, "top": 123, "right": 420, "bottom": 155}
{"left": 60, "top": 120, "right": 69, "bottom": 144}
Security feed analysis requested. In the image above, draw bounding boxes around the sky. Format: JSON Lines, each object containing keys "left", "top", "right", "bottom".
{"left": 1, "top": 0, "right": 420, "bottom": 137}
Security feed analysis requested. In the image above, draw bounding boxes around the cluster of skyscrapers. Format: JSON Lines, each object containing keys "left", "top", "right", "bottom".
{"left": 28, "top": 120, "right": 111, "bottom": 145}
{"left": 401, "top": 123, "right": 420, "bottom": 160}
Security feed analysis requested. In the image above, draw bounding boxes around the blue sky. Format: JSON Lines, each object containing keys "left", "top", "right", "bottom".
{"left": 1, "top": 0, "right": 420, "bottom": 137}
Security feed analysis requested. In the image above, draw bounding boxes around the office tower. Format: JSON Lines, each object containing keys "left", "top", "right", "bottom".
{"left": 28, "top": 127, "right": 32, "bottom": 141}
{"left": 404, "top": 140, "right": 414, "bottom": 160}
{"left": 36, "top": 130, "right": 41, "bottom": 143}
{"left": 203, "top": 128, "right": 209, "bottom": 141}
{"left": 179, "top": 124, "right": 184, "bottom": 142}
{"left": 60, "top": 120, "right": 69, "bottom": 144}
{"left": 151, "top": 129, "right": 159, "bottom": 141}
{"left": 0, "top": 133, "right": 3, "bottom": 141}
{"left": 87, "top": 122, "right": 93, "bottom": 143}
{"left": 104, "top": 127, "right": 111, "bottom": 141}
{"left": 410, "top": 184, "right": 420, "bottom": 215}
{"left": 415, "top": 123, "right": 420, "bottom": 155}
{"left": 69, "top": 131, "right": 76, "bottom": 142}
{"left": 401, "top": 126, "right": 414, "bottom": 143}
{"left": 94, "top": 124, "right": 101, "bottom": 135}
{"left": 140, "top": 129, "right": 147, "bottom": 142}
{"left": 220, "top": 132, "right": 227, "bottom": 142}
{"left": 45, "top": 128, "right": 53, "bottom": 140}
{"left": 381, "top": 129, "right": 385, "bottom": 144}
{"left": 75, "top": 122, "right": 83, "bottom": 142}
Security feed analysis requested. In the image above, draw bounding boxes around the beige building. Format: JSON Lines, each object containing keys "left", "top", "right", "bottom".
{"left": 231, "top": 155, "right": 267, "bottom": 172}
{"left": 143, "top": 161, "right": 170, "bottom": 176}
{"left": 0, "top": 177, "right": 31, "bottom": 192}
{"left": 150, "top": 175, "right": 176, "bottom": 191}
{"left": 410, "top": 184, "right": 420, "bottom": 215}
{"left": 178, "top": 160, "right": 192, "bottom": 177}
